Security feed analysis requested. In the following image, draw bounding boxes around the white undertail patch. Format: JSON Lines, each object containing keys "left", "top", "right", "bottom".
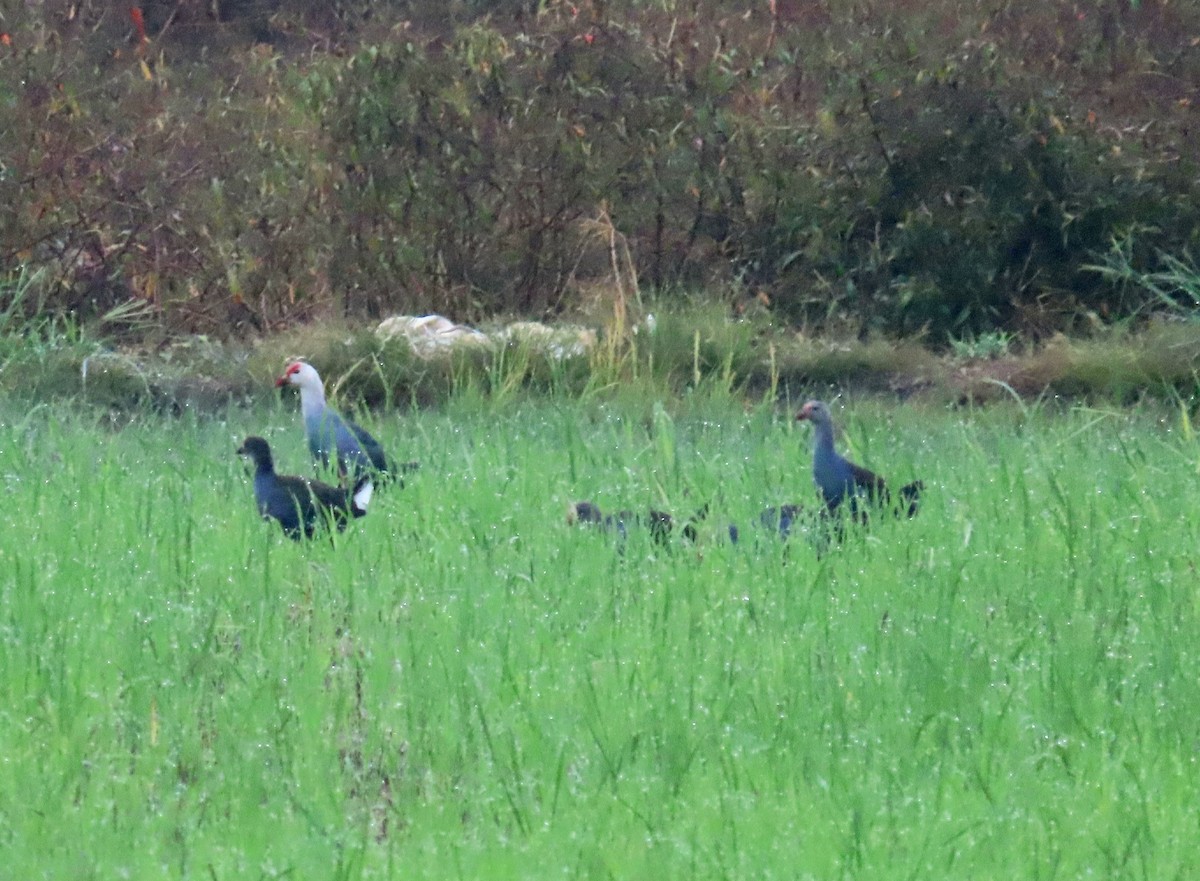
{"left": 352, "top": 481, "right": 374, "bottom": 512}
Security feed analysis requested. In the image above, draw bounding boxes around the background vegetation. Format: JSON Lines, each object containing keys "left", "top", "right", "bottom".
{"left": 1, "top": 0, "right": 1198, "bottom": 344}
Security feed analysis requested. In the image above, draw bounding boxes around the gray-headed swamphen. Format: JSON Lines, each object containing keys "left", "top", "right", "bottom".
{"left": 795, "top": 400, "right": 923, "bottom": 521}
{"left": 728, "top": 404, "right": 921, "bottom": 547}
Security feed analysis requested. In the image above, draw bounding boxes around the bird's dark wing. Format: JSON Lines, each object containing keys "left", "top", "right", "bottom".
{"left": 303, "top": 477, "right": 357, "bottom": 529}
{"left": 266, "top": 476, "right": 323, "bottom": 538}
{"left": 305, "top": 477, "right": 351, "bottom": 509}
{"left": 343, "top": 418, "right": 391, "bottom": 472}
{"left": 846, "top": 461, "right": 887, "bottom": 498}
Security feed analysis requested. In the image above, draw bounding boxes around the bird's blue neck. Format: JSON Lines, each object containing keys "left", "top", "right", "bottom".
{"left": 253, "top": 467, "right": 276, "bottom": 500}
{"left": 811, "top": 419, "right": 838, "bottom": 466}
{"left": 811, "top": 420, "right": 850, "bottom": 502}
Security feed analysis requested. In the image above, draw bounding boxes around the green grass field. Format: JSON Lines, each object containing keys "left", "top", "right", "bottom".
{"left": 2, "top": 392, "right": 1198, "bottom": 879}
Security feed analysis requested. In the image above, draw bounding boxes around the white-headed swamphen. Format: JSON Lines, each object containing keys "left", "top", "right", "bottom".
{"left": 276, "top": 360, "right": 415, "bottom": 483}
{"left": 237, "top": 436, "right": 373, "bottom": 540}
{"left": 795, "top": 400, "right": 923, "bottom": 521}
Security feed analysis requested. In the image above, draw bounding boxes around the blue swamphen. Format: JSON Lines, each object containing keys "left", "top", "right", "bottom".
{"left": 237, "top": 436, "right": 373, "bottom": 540}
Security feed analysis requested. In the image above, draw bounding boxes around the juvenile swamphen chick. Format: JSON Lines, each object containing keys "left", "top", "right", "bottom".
{"left": 731, "top": 480, "right": 922, "bottom": 546}
{"left": 237, "top": 436, "right": 373, "bottom": 540}
{"left": 727, "top": 504, "right": 808, "bottom": 545}
{"left": 276, "top": 360, "right": 414, "bottom": 482}
{"left": 757, "top": 503, "right": 808, "bottom": 539}
{"left": 795, "top": 400, "right": 923, "bottom": 521}
{"left": 566, "top": 501, "right": 703, "bottom": 544}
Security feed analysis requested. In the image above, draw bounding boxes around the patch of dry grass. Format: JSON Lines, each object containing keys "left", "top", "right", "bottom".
{"left": 6, "top": 305, "right": 1200, "bottom": 412}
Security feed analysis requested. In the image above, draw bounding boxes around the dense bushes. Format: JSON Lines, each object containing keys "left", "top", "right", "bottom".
{"left": 0, "top": 0, "right": 1197, "bottom": 343}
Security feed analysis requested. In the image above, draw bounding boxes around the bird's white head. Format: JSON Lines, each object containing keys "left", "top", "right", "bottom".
{"left": 275, "top": 360, "right": 323, "bottom": 391}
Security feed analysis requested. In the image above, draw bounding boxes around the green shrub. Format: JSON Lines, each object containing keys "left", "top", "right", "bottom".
{"left": 0, "top": 0, "right": 1198, "bottom": 342}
